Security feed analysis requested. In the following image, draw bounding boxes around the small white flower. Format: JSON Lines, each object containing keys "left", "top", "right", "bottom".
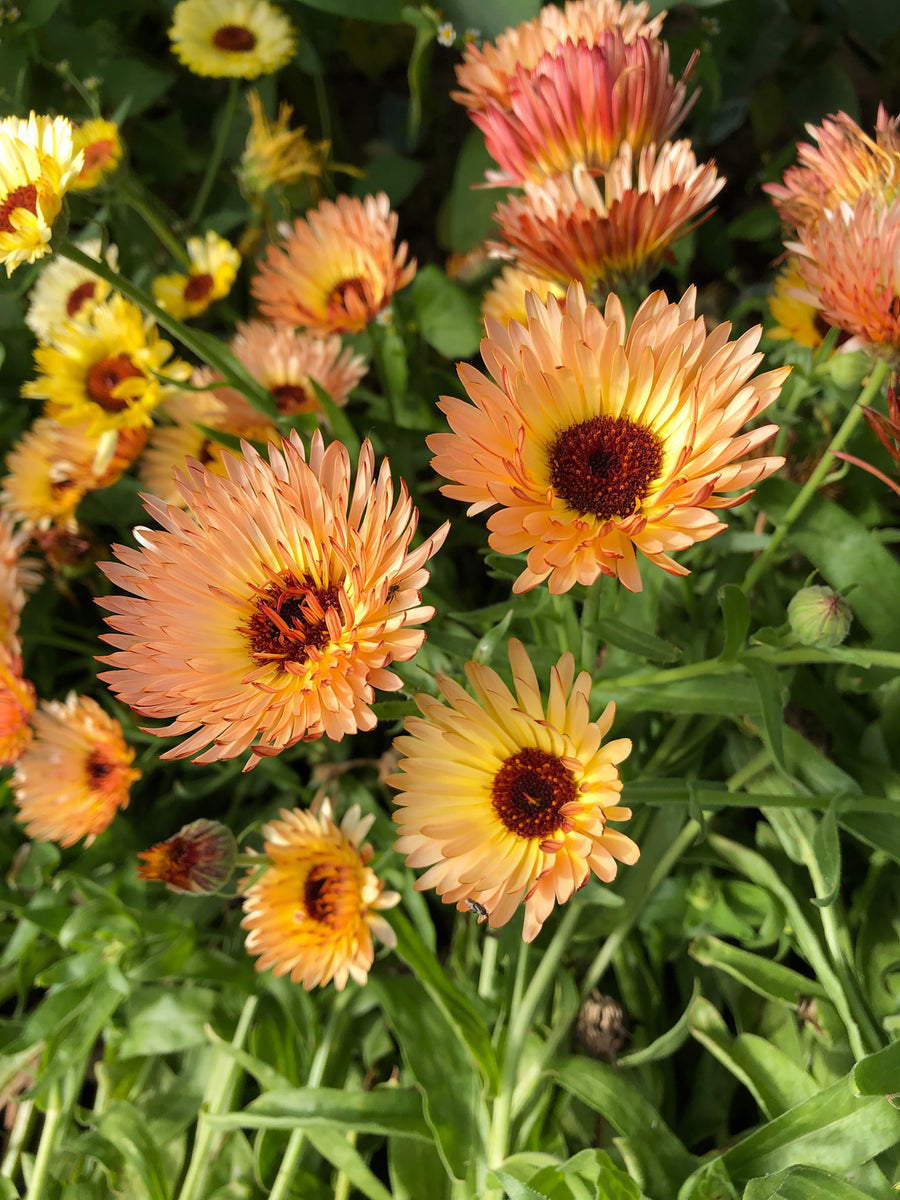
{"left": 437, "top": 21, "right": 455, "bottom": 47}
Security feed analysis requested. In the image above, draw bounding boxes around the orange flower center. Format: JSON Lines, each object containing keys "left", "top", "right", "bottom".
{"left": 137, "top": 838, "right": 200, "bottom": 888}
{"left": 67, "top": 281, "right": 96, "bottom": 316}
{"left": 549, "top": 415, "right": 663, "bottom": 522}
{"left": 80, "top": 139, "right": 115, "bottom": 177}
{"left": 304, "top": 861, "right": 357, "bottom": 927}
{"left": 213, "top": 23, "right": 257, "bottom": 52}
{"left": 86, "top": 748, "right": 122, "bottom": 797}
{"left": 491, "top": 747, "right": 577, "bottom": 840}
{"left": 86, "top": 354, "right": 144, "bottom": 412}
{"left": 184, "top": 273, "right": 214, "bottom": 303}
{"left": 326, "top": 276, "right": 368, "bottom": 313}
{"left": 272, "top": 382, "right": 313, "bottom": 414}
{"left": 0, "top": 183, "right": 38, "bottom": 233}
{"left": 245, "top": 572, "right": 342, "bottom": 667}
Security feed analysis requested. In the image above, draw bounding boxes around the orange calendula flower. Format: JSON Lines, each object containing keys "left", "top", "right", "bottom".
{"left": 0, "top": 648, "right": 35, "bottom": 767}
{"left": 765, "top": 105, "right": 900, "bottom": 234}
{"left": 767, "top": 257, "right": 826, "bottom": 348}
{"left": 430, "top": 283, "right": 789, "bottom": 594}
{"left": 251, "top": 193, "right": 416, "bottom": 334}
{"left": 152, "top": 231, "right": 241, "bottom": 321}
{"left": 492, "top": 143, "right": 723, "bottom": 290}
{"left": 482, "top": 264, "right": 567, "bottom": 327}
{"left": 138, "top": 819, "right": 238, "bottom": 894}
{"left": 98, "top": 431, "right": 449, "bottom": 768}
{"left": 242, "top": 798, "right": 400, "bottom": 990}
{"left": 0, "top": 112, "right": 82, "bottom": 275}
{"left": 169, "top": 0, "right": 296, "bottom": 80}
{"left": 389, "top": 639, "right": 637, "bottom": 942}
{"left": 453, "top": 0, "right": 665, "bottom": 112}
{"left": 11, "top": 694, "right": 139, "bottom": 847}
{"left": 70, "top": 118, "right": 123, "bottom": 190}
{"left": 0, "top": 515, "right": 40, "bottom": 655}
{"left": 230, "top": 320, "right": 367, "bottom": 415}
{"left": 473, "top": 34, "right": 696, "bottom": 186}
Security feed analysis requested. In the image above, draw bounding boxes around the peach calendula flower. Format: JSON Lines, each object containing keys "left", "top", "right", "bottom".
{"left": 788, "top": 193, "right": 900, "bottom": 358}
{"left": 70, "top": 118, "right": 122, "bottom": 191}
{"left": 152, "top": 231, "right": 241, "bottom": 321}
{"left": 98, "top": 431, "right": 449, "bottom": 768}
{"left": 251, "top": 193, "right": 416, "bottom": 334}
{"left": 429, "top": 283, "right": 789, "bottom": 594}
{"left": 472, "top": 34, "right": 696, "bottom": 186}
{"left": 230, "top": 320, "right": 367, "bottom": 415}
{"left": 26, "top": 237, "right": 118, "bottom": 344}
{"left": 453, "top": 0, "right": 665, "bottom": 112}
{"left": 765, "top": 105, "right": 900, "bottom": 234}
{"left": 242, "top": 798, "right": 400, "bottom": 990}
{"left": 138, "top": 819, "right": 238, "bottom": 894}
{"left": 0, "top": 648, "right": 36, "bottom": 767}
{"left": 389, "top": 639, "right": 637, "bottom": 943}
{"left": 767, "top": 257, "right": 826, "bottom": 349}
{"left": 169, "top": 0, "right": 296, "bottom": 79}
{"left": 482, "top": 265, "right": 566, "bottom": 327}
{"left": 22, "top": 293, "right": 191, "bottom": 439}
{"left": 0, "top": 515, "right": 40, "bottom": 655}
{"left": 11, "top": 694, "right": 140, "bottom": 847}
{"left": 0, "top": 112, "right": 82, "bottom": 275}
{"left": 491, "top": 143, "right": 723, "bottom": 290}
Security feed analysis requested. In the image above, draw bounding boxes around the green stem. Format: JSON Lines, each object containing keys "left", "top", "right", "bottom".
{"left": 478, "top": 933, "right": 499, "bottom": 1000}
{"left": 1, "top": 1097, "right": 33, "bottom": 1180}
{"left": 58, "top": 240, "right": 278, "bottom": 417}
{"left": 24, "top": 1084, "right": 63, "bottom": 1200}
{"left": 773, "top": 371, "right": 814, "bottom": 458}
{"left": 579, "top": 580, "right": 602, "bottom": 672}
{"left": 190, "top": 78, "right": 240, "bottom": 226}
{"left": 744, "top": 359, "right": 890, "bottom": 591}
{"left": 176, "top": 996, "right": 258, "bottom": 1200}
{"left": 119, "top": 176, "right": 190, "bottom": 266}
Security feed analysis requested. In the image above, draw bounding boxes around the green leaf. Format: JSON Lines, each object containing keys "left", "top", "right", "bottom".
{"left": 389, "top": 1138, "right": 452, "bottom": 1200}
{"left": 594, "top": 617, "right": 681, "bottom": 664}
{"left": 304, "top": 1128, "right": 394, "bottom": 1200}
{"left": 619, "top": 979, "right": 701, "bottom": 1068}
{"left": 676, "top": 1157, "right": 738, "bottom": 1200}
{"left": 852, "top": 1039, "right": 900, "bottom": 1099}
{"left": 95, "top": 1101, "right": 171, "bottom": 1200}
{"left": 413, "top": 265, "right": 483, "bottom": 359}
{"left": 438, "top": 0, "right": 541, "bottom": 38}
{"left": 741, "top": 657, "right": 787, "bottom": 771}
{"left": 554, "top": 1057, "right": 696, "bottom": 1196}
{"left": 115, "top": 986, "right": 217, "bottom": 1057}
{"left": 289, "top": 0, "right": 404, "bottom": 19}
{"left": 207, "top": 1085, "right": 431, "bottom": 1139}
{"left": 743, "top": 1164, "right": 884, "bottom": 1199}
{"left": 492, "top": 1172, "right": 552, "bottom": 1200}
{"left": 306, "top": 377, "right": 361, "bottom": 461}
{"left": 810, "top": 804, "right": 841, "bottom": 908}
{"left": 445, "top": 128, "right": 505, "bottom": 253}
{"left": 840, "top": 812, "right": 900, "bottom": 865}
{"left": 718, "top": 584, "right": 751, "bottom": 661}
{"left": 688, "top": 936, "right": 826, "bottom": 1005}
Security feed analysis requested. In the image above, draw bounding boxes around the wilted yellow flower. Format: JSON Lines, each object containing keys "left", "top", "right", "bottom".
{"left": 242, "top": 798, "right": 400, "bottom": 989}
{"left": 240, "top": 89, "right": 332, "bottom": 200}
{"left": 138, "top": 819, "right": 238, "bottom": 894}
{"left": 25, "top": 237, "right": 118, "bottom": 343}
{"left": 11, "top": 694, "right": 140, "bottom": 847}
{"left": 0, "top": 112, "right": 82, "bottom": 275}
{"left": 152, "top": 231, "right": 241, "bottom": 321}
{"left": 70, "top": 118, "right": 122, "bottom": 190}
{"left": 389, "top": 639, "right": 637, "bottom": 942}
{"left": 0, "top": 647, "right": 35, "bottom": 767}
{"left": 170, "top": 0, "right": 296, "bottom": 79}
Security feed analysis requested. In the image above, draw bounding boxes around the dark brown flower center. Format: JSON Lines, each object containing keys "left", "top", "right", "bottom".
{"left": 548, "top": 415, "right": 663, "bottom": 522}
{"left": 86, "top": 354, "right": 144, "bottom": 412}
{"left": 243, "top": 572, "right": 342, "bottom": 667}
{"left": 271, "top": 382, "right": 313, "bottom": 415}
{"left": 0, "top": 183, "right": 38, "bottom": 233}
{"left": 66, "top": 281, "right": 96, "bottom": 316}
{"left": 326, "top": 276, "right": 368, "bottom": 313}
{"left": 86, "top": 749, "right": 118, "bottom": 792}
{"left": 213, "top": 23, "right": 257, "bottom": 52}
{"left": 80, "top": 139, "right": 115, "bottom": 177}
{"left": 491, "top": 746, "right": 577, "bottom": 841}
{"left": 304, "top": 862, "right": 353, "bottom": 926}
{"left": 184, "top": 273, "right": 214, "bottom": 303}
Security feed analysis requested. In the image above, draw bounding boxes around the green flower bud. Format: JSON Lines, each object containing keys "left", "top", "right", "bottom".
{"left": 787, "top": 586, "right": 852, "bottom": 647}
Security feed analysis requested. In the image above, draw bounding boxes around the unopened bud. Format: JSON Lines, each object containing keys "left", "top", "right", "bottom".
{"left": 788, "top": 586, "right": 852, "bottom": 647}
{"left": 137, "top": 819, "right": 237, "bottom": 894}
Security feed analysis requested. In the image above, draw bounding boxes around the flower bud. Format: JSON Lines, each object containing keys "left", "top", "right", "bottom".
{"left": 787, "top": 585, "right": 852, "bottom": 647}
{"left": 137, "top": 819, "right": 237, "bottom": 894}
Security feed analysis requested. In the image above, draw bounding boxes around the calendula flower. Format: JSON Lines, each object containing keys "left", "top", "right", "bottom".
{"left": 152, "top": 231, "right": 241, "bottom": 321}
{"left": 0, "top": 648, "right": 35, "bottom": 767}
{"left": 473, "top": 35, "right": 696, "bottom": 186}
{"left": 99, "top": 431, "right": 448, "bottom": 768}
{"left": 482, "top": 264, "right": 567, "bottom": 326}
{"left": 138, "top": 819, "right": 238, "bottom": 894}
{"left": 26, "top": 237, "right": 118, "bottom": 343}
{"left": 0, "top": 112, "right": 82, "bottom": 275}
{"left": 242, "top": 798, "right": 400, "bottom": 989}
{"left": 239, "top": 89, "right": 332, "bottom": 201}
{"left": 1, "top": 418, "right": 146, "bottom": 532}
{"left": 430, "top": 284, "right": 789, "bottom": 594}
{"left": 169, "top": 0, "right": 296, "bottom": 79}
{"left": 22, "top": 294, "right": 190, "bottom": 438}
{"left": 389, "top": 639, "right": 637, "bottom": 942}
{"left": 230, "top": 320, "right": 367, "bottom": 415}
{"left": 0, "top": 515, "right": 40, "bottom": 655}
{"left": 11, "top": 694, "right": 139, "bottom": 847}
{"left": 765, "top": 106, "right": 900, "bottom": 234}
{"left": 491, "top": 143, "right": 723, "bottom": 290}
{"left": 766, "top": 257, "right": 826, "bottom": 348}
{"left": 251, "top": 193, "right": 416, "bottom": 334}
{"left": 70, "top": 118, "right": 122, "bottom": 190}
{"left": 789, "top": 192, "right": 900, "bottom": 358}
{"left": 453, "top": 0, "right": 665, "bottom": 112}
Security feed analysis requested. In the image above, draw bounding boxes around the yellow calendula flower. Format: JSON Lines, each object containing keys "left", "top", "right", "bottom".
{"left": 481, "top": 264, "right": 566, "bottom": 327}
{"left": 70, "top": 118, "right": 122, "bottom": 190}
{"left": 240, "top": 89, "right": 332, "bottom": 201}
{"left": 22, "top": 294, "right": 190, "bottom": 438}
{"left": 152, "top": 231, "right": 241, "bottom": 320}
{"left": 26, "top": 237, "right": 118, "bottom": 344}
{"left": 0, "top": 112, "right": 82, "bottom": 275}
{"left": 767, "top": 257, "right": 826, "bottom": 349}
{"left": 170, "top": 0, "right": 297, "bottom": 80}
{"left": 0, "top": 647, "right": 36, "bottom": 768}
